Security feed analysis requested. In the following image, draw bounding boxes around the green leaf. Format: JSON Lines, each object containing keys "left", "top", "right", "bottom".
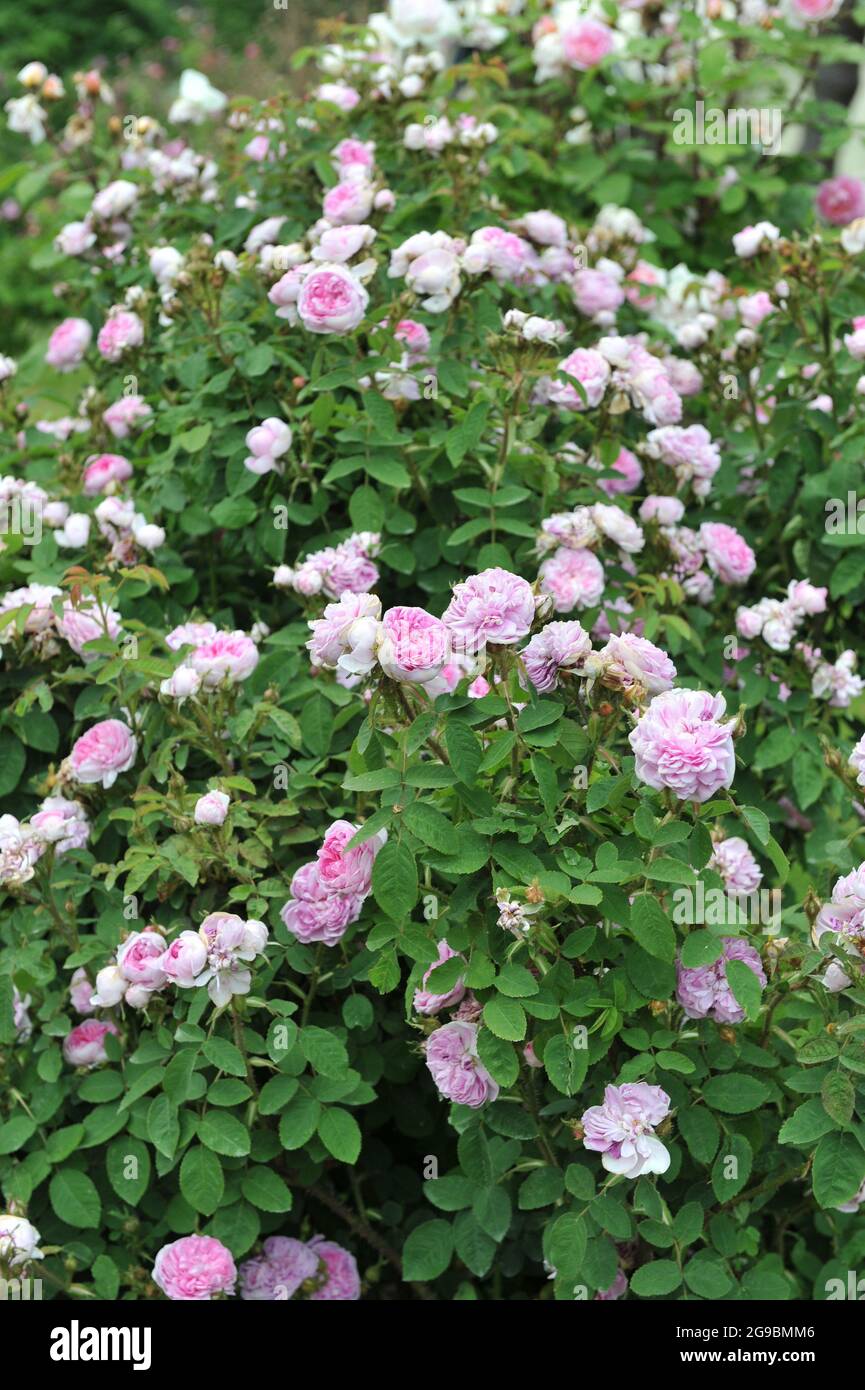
{"left": 199, "top": 1111, "right": 250, "bottom": 1157}
{"left": 278, "top": 1096, "right": 322, "bottom": 1150}
{"left": 106, "top": 1138, "right": 151, "bottom": 1206}
{"left": 241, "top": 1166, "right": 293, "bottom": 1213}
{"left": 629, "top": 894, "right": 676, "bottom": 963}
{"left": 725, "top": 958, "right": 763, "bottom": 1021}
{"left": 680, "top": 931, "right": 723, "bottom": 968}
{"left": 630, "top": 1259, "right": 682, "bottom": 1296}
{"left": 202, "top": 1037, "right": 248, "bottom": 1078}
{"left": 544, "top": 1034, "right": 589, "bottom": 1096}
{"left": 299, "top": 1026, "right": 349, "bottom": 1078}
{"left": 711, "top": 1133, "right": 752, "bottom": 1202}
{"left": 812, "top": 1131, "right": 865, "bottom": 1208}
{"left": 482, "top": 997, "right": 526, "bottom": 1042}
{"left": 518, "top": 1166, "right": 564, "bottom": 1209}
{"left": 445, "top": 721, "right": 482, "bottom": 781}
{"left": 702, "top": 1073, "right": 770, "bottom": 1114}
{"left": 318, "top": 1107, "right": 362, "bottom": 1164}
{"left": 180, "top": 1146, "right": 224, "bottom": 1215}
{"left": 678, "top": 1107, "right": 720, "bottom": 1165}
{"left": 544, "top": 1212, "right": 587, "bottom": 1282}
{"left": 822, "top": 1070, "right": 855, "bottom": 1127}
{"left": 49, "top": 1169, "right": 101, "bottom": 1229}
{"left": 402, "top": 1220, "right": 454, "bottom": 1281}
{"left": 684, "top": 1257, "right": 732, "bottom": 1298}
{"left": 372, "top": 840, "right": 418, "bottom": 920}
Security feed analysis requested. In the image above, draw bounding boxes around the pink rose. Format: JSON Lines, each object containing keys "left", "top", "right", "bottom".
{"left": 31, "top": 795, "right": 89, "bottom": 855}
{"left": 317, "top": 820, "right": 387, "bottom": 896}
{"left": 816, "top": 176, "right": 865, "bottom": 226}
{"left": 521, "top": 620, "right": 593, "bottom": 693}
{"left": 194, "top": 790, "right": 230, "bottom": 825}
{"left": 413, "top": 940, "right": 466, "bottom": 1016}
{"left": 594, "top": 445, "right": 643, "bottom": 497}
{"left": 69, "top": 967, "right": 96, "bottom": 1016}
{"left": 244, "top": 418, "right": 292, "bottom": 475}
{"left": 306, "top": 1237, "right": 361, "bottom": 1301}
{"left": 572, "top": 268, "right": 625, "bottom": 319}
{"left": 322, "top": 179, "right": 374, "bottom": 225}
{"left": 629, "top": 688, "right": 736, "bottom": 803}
{"left": 377, "top": 605, "right": 449, "bottom": 684}
{"left": 69, "top": 718, "right": 137, "bottom": 788}
{"left": 297, "top": 265, "right": 369, "bottom": 334}
{"left": 582, "top": 1083, "right": 671, "bottom": 1178}
{"left": 45, "top": 317, "right": 92, "bottom": 371}
{"left": 306, "top": 592, "right": 382, "bottom": 674}
{"left": 549, "top": 348, "right": 610, "bottom": 411}
{"left": 240, "top": 1236, "right": 320, "bottom": 1300}
{"left": 189, "top": 631, "right": 259, "bottom": 687}
{"left": 595, "top": 633, "right": 677, "bottom": 696}
{"left": 63, "top": 1018, "right": 119, "bottom": 1068}
{"left": 561, "top": 18, "right": 615, "bottom": 69}
{"left": 161, "top": 930, "right": 209, "bottom": 987}
{"left": 676, "top": 937, "right": 767, "bottom": 1024}
{"left": 97, "top": 309, "right": 144, "bottom": 361}
{"left": 539, "top": 547, "right": 605, "bottom": 613}
{"left": 442, "top": 567, "right": 535, "bottom": 651}
{"left": 152, "top": 1235, "right": 237, "bottom": 1301}
{"left": 425, "top": 1020, "right": 499, "bottom": 1108}
{"left": 165, "top": 620, "right": 218, "bottom": 651}
{"left": 103, "top": 394, "right": 152, "bottom": 439}
{"left": 699, "top": 522, "right": 756, "bottom": 584}
{"left": 117, "top": 928, "right": 167, "bottom": 990}
{"left": 521, "top": 210, "right": 567, "bottom": 247}
{"left": 82, "top": 452, "right": 133, "bottom": 495}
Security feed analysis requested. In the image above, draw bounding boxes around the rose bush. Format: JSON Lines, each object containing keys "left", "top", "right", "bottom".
{"left": 3, "top": 0, "right": 865, "bottom": 1303}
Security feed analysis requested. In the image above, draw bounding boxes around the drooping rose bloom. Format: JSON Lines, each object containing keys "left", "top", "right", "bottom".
{"left": 520, "top": 620, "right": 593, "bottom": 693}
{"left": 239, "top": 1236, "right": 320, "bottom": 1300}
{"left": 676, "top": 936, "right": 767, "bottom": 1024}
{"left": 425, "top": 1020, "right": 499, "bottom": 1108}
{"left": 629, "top": 689, "right": 735, "bottom": 803}
{"left": 69, "top": 719, "right": 137, "bottom": 788}
{"left": 194, "top": 790, "right": 230, "bottom": 826}
{"left": 442, "top": 567, "right": 535, "bottom": 652}
{"left": 152, "top": 1235, "right": 237, "bottom": 1301}
{"left": 317, "top": 820, "right": 387, "bottom": 896}
{"left": 816, "top": 175, "right": 865, "bottom": 226}
{"left": 413, "top": 940, "right": 466, "bottom": 1016}
{"left": 82, "top": 452, "right": 133, "bottom": 495}
{"left": 710, "top": 835, "right": 762, "bottom": 895}
{"left": 377, "top": 605, "right": 449, "bottom": 684}
{"left": 160, "top": 930, "right": 209, "bottom": 987}
{"left": 306, "top": 1236, "right": 361, "bottom": 1301}
{"left": 280, "top": 861, "right": 363, "bottom": 947}
{"left": 62, "top": 1018, "right": 120, "bottom": 1068}
{"left": 595, "top": 633, "right": 676, "bottom": 697}
{"left": 103, "top": 394, "right": 152, "bottom": 439}
{"left": 244, "top": 418, "right": 292, "bottom": 476}
{"left": 581, "top": 1082, "right": 671, "bottom": 1178}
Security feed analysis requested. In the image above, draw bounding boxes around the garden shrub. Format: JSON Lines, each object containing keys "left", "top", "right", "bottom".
{"left": 3, "top": 0, "right": 865, "bottom": 1303}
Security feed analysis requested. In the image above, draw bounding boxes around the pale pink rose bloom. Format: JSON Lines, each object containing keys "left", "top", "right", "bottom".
{"left": 468, "top": 674, "right": 491, "bottom": 698}
{"left": 816, "top": 176, "right": 865, "bottom": 226}
{"left": 596, "top": 633, "right": 677, "bottom": 696}
{"left": 316, "top": 83, "right": 361, "bottom": 111}
{"left": 280, "top": 862, "right": 362, "bottom": 947}
{"left": 592, "top": 502, "right": 644, "bottom": 554}
{"left": 442, "top": 567, "right": 535, "bottom": 650}
{"left": 91, "top": 965, "right": 126, "bottom": 1008}
{"left": 317, "top": 820, "right": 387, "bottom": 896}
{"left": 413, "top": 940, "right": 466, "bottom": 1016}
{"left": 244, "top": 418, "right": 292, "bottom": 475}
{"left": 392, "top": 318, "right": 431, "bottom": 361}
{"left": 240, "top": 1237, "right": 319, "bottom": 1300}
{"left": 91, "top": 178, "right": 138, "bottom": 219}
{"left": 297, "top": 264, "right": 369, "bottom": 334}
{"left": 70, "top": 719, "right": 137, "bottom": 788}
{"left": 332, "top": 138, "right": 375, "bottom": 175}
{"left": 639, "top": 495, "right": 684, "bottom": 525}
{"left": 69, "top": 967, "right": 96, "bottom": 1016}
{"left": 161, "top": 930, "right": 209, "bottom": 987}
{"left": 97, "top": 309, "right": 144, "bottom": 361}
{"left": 81, "top": 452, "right": 134, "bottom": 496}
{"left": 160, "top": 665, "right": 202, "bottom": 702}
{"left": 849, "top": 733, "right": 865, "bottom": 788}
{"left": 539, "top": 547, "right": 605, "bottom": 612}
{"left": 561, "top": 18, "right": 615, "bottom": 69}
{"left": 189, "top": 631, "right": 259, "bottom": 687}
{"left": 738, "top": 291, "right": 775, "bottom": 329}
{"left": 0, "top": 1216, "right": 42, "bottom": 1269}
{"left": 629, "top": 688, "right": 735, "bottom": 803}
{"left": 45, "top": 317, "right": 92, "bottom": 371}
{"left": 152, "top": 1235, "right": 237, "bottom": 1301}
{"left": 549, "top": 348, "right": 610, "bottom": 410}
{"left": 103, "top": 395, "right": 152, "bottom": 438}
{"left": 313, "top": 224, "right": 375, "bottom": 263}
{"left": 117, "top": 928, "right": 167, "bottom": 991}
{"left": 194, "top": 790, "right": 230, "bottom": 825}
{"left": 322, "top": 179, "right": 374, "bottom": 225}
{"left": 60, "top": 602, "right": 114, "bottom": 663}
{"left": 306, "top": 1237, "right": 361, "bottom": 1301}
{"left": 55, "top": 220, "right": 97, "bottom": 256}
{"left": 581, "top": 1082, "right": 671, "bottom": 1177}
{"left": 521, "top": 210, "right": 567, "bottom": 246}
{"left": 572, "top": 268, "right": 624, "bottom": 318}
{"left": 195, "top": 911, "right": 268, "bottom": 1005}
{"left": 521, "top": 620, "right": 593, "bottom": 693}
{"left": 594, "top": 445, "right": 643, "bottom": 497}
{"left": 676, "top": 937, "right": 766, "bottom": 1024}
{"left": 31, "top": 795, "right": 90, "bottom": 855}
{"left": 165, "top": 620, "right": 218, "bottom": 651}
{"left": 710, "top": 835, "right": 762, "bottom": 895}
{"left": 425, "top": 1020, "right": 499, "bottom": 1108}
{"left": 378, "top": 605, "right": 449, "bottom": 684}
{"left": 699, "top": 522, "right": 756, "bottom": 584}
{"left": 307, "top": 592, "right": 382, "bottom": 674}
{"left": 63, "top": 1018, "right": 120, "bottom": 1068}
{"left": 790, "top": 0, "right": 842, "bottom": 20}
{"left": 463, "top": 226, "right": 537, "bottom": 283}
